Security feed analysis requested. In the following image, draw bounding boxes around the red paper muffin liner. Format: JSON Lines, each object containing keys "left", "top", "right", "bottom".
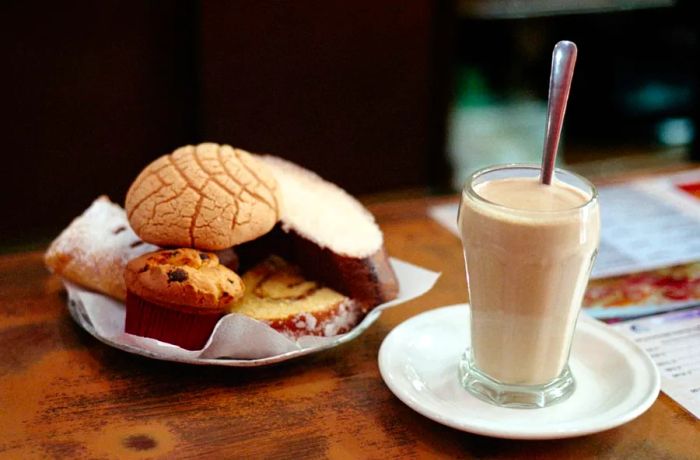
{"left": 125, "top": 291, "right": 224, "bottom": 350}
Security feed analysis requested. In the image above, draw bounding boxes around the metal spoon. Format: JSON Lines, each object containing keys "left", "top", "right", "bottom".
{"left": 540, "top": 40, "right": 578, "bottom": 185}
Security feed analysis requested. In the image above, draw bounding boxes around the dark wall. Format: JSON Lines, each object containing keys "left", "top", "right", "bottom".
{"left": 1, "top": 1, "right": 449, "bottom": 248}
{"left": 2, "top": 1, "right": 197, "bottom": 246}
{"left": 199, "top": 1, "right": 446, "bottom": 193}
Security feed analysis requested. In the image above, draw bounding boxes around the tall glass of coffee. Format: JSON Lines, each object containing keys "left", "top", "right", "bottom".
{"left": 458, "top": 164, "right": 600, "bottom": 408}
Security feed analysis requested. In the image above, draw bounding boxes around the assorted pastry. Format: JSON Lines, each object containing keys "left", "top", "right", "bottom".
{"left": 45, "top": 143, "right": 399, "bottom": 350}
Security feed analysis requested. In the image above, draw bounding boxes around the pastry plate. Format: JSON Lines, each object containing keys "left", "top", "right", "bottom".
{"left": 66, "top": 258, "right": 439, "bottom": 367}
{"left": 378, "top": 304, "right": 660, "bottom": 439}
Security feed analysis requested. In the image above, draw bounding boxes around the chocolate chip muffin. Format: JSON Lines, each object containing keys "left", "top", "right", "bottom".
{"left": 124, "top": 248, "right": 244, "bottom": 350}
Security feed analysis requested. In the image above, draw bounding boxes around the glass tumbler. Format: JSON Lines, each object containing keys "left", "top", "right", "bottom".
{"left": 457, "top": 164, "right": 599, "bottom": 408}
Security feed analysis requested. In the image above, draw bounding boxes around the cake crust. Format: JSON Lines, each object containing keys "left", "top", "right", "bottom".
{"left": 259, "top": 155, "right": 383, "bottom": 258}
{"left": 237, "top": 225, "right": 399, "bottom": 310}
{"left": 126, "top": 143, "right": 280, "bottom": 250}
{"left": 247, "top": 155, "right": 399, "bottom": 308}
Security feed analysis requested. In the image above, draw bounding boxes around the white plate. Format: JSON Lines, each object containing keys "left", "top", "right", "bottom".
{"left": 378, "top": 304, "right": 660, "bottom": 439}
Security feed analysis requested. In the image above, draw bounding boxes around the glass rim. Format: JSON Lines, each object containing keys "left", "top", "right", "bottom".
{"left": 463, "top": 163, "right": 599, "bottom": 214}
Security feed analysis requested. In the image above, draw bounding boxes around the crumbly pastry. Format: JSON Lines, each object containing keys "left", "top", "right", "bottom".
{"left": 125, "top": 143, "right": 280, "bottom": 250}
{"left": 231, "top": 256, "right": 362, "bottom": 337}
{"left": 124, "top": 248, "right": 244, "bottom": 350}
{"left": 240, "top": 155, "right": 400, "bottom": 308}
{"left": 44, "top": 196, "right": 158, "bottom": 300}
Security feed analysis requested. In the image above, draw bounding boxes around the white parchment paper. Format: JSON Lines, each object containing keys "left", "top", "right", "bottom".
{"left": 65, "top": 258, "right": 439, "bottom": 366}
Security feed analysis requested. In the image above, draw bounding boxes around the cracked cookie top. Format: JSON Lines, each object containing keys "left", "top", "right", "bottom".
{"left": 125, "top": 143, "right": 280, "bottom": 250}
{"left": 125, "top": 248, "right": 245, "bottom": 311}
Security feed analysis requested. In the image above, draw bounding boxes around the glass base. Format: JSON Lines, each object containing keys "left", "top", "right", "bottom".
{"left": 458, "top": 351, "right": 576, "bottom": 409}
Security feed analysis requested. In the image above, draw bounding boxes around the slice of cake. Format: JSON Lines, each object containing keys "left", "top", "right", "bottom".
{"left": 230, "top": 256, "right": 362, "bottom": 337}
{"left": 238, "top": 156, "right": 399, "bottom": 310}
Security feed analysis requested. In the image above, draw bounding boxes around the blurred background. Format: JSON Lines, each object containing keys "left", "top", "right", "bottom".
{"left": 1, "top": 0, "right": 697, "bottom": 251}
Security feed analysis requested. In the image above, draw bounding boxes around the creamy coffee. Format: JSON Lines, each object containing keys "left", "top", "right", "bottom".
{"left": 459, "top": 176, "right": 599, "bottom": 385}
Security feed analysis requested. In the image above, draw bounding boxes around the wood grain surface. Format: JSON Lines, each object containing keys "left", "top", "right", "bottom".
{"left": 1, "top": 195, "right": 698, "bottom": 459}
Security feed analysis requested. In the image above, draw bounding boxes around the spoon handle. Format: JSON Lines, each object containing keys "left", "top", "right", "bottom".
{"left": 541, "top": 41, "right": 578, "bottom": 185}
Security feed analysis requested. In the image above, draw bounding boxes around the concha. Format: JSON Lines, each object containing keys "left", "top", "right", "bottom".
{"left": 125, "top": 143, "right": 280, "bottom": 250}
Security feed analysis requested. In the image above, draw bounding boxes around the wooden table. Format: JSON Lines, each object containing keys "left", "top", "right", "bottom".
{"left": 1, "top": 195, "right": 698, "bottom": 459}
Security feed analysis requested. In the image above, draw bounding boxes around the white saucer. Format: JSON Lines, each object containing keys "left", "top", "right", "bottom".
{"left": 378, "top": 304, "right": 660, "bottom": 439}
